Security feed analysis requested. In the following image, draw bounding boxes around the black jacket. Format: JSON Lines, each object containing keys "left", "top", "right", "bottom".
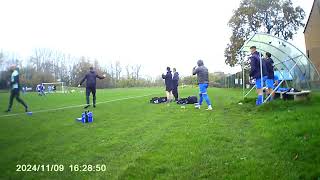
{"left": 80, "top": 70, "right": 105, "bottom": 88}
{"left": 162, "top": 71, "right": 173, "bottom": 89}
{"left": 172, "top": 72, "right": 179, "bottom": 87}
{"left": 264, "top": 58, "right": 274, "bottom": 79}
{"left": 249, "top": 51, "right": 267, "bottom": 79}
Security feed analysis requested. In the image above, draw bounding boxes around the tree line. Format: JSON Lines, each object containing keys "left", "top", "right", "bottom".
{"left": 0, "top": 48, "right": 165, "bottom": 89}
{"left": 0, "top": 48, "right": 230, "bottom": 90}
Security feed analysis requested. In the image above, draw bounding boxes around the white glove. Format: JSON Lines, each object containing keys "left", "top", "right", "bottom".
{"left": 78, "top": 84, "right": 81, "bottom": 87}
{"left": 103, "top": 74, "right": 106, "bottom": 78}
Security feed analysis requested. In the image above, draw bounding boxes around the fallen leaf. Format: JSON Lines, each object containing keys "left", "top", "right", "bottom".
{"left": 240, "top": 157, "right": 247, "bottom": 160}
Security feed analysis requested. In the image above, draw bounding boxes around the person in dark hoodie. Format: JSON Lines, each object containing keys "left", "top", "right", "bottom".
{"left": 162, "top": 67, "right": 174, "bottom": 103}
{"left": 264, "top": 52, "right": 275, "bottom": 101}
{"left": 192, "top": 60, "right": 212, "bottom": 110}
{"left": 172, "top": 68, "right": 179, "bottom": 101}
{"left": 78, "top": 67, "right": 106, "bottom": 108}
{"left": 5, "top": 64, "right": 29, "bottom": 113}
{"left": 249, "top": 46, "right": 266, "bottom": 105}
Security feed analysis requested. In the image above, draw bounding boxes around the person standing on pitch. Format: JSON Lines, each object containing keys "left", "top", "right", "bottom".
{"left": 249, "top": 46, "right": 265, "bottom": 105}
{"left": 264, "top": 52, "right": 275, "bottom": 101}
{"left": 5, "top": 65, "right": 29, "bottom": 113}
{"left": 172, "top": 68, "right": 179, "bottom": 101}
{"left": 78, "top": 67, "right": 106, "bottom": 108}
{"left": 192, "top": 60, "right": 212, "bottom": 110}
{"left": 162, "top": 67, "right": 174, "bottom": 103}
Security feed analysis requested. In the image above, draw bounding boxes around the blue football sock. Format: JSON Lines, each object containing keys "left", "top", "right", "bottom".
{"left": 256, "top": 95, "right": 263, "bottom": 105}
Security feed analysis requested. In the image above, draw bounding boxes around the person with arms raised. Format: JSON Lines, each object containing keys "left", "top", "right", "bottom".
{"left": 78, "top": 67, "right": 106, "bottom": 109}
{"left": 193, "top": 60, "right": 212, "bottom": 110}
{"left": 162, "top": 67, "right": 174, "bottom": 103}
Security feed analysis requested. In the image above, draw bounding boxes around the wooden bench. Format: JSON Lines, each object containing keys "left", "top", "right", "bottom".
{"left": 286, "top": 91, "right": 311, "bottom": 101}
{"left": 275, "top": 90, "right": 311, "bottom": 101}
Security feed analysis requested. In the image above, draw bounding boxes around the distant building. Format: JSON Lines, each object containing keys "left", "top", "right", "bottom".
{"left": 213, "top": 71, "right": 225, "bottom": 76}
{"left": 304, "top": 0, "right": 320, "bottom": 72}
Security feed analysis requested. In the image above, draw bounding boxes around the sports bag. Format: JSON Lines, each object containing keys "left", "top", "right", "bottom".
{"left": 150, "top": 97, "right": 167, "bottom": 104}
{"left": 187, "top": 96, "right": 198, "bottom": 104}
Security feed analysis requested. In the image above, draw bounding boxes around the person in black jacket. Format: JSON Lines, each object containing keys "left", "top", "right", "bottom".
{"left": 249, "top": 46, "right": 266, "bottom": 106}
{"left": 264, "top": 52, "right": 275, "bottom": 101}
{"left": 172, "top": 68, "right": 179, "bottom": 101}
{"left": 162, "top": 67, "right": 174, "bottom": 103}
{"left": 5, "top": 65, "right": 29, "bottom": 113}
{"left": 78, "top": 67, "right": 106, "bottom": 108}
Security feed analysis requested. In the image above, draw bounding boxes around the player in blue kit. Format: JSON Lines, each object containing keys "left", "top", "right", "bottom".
{"left": 193, "top": 60, "right": 212, "bottom": 110}
{"left": 249, "top": 46, "right": 267, "bottom": 105}
{"left": 264, "top": 52, "right": 275, "bottom": 101}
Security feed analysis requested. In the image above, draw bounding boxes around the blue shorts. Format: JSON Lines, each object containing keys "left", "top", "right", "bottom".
{"left": 266, "top": 79, "right": 274, "bottom": 89}
{"left": 199, "top": 83, "right": 209, "bottom": 94}
{"left": 255, "top": 78, "right": 264, "bottom": 89}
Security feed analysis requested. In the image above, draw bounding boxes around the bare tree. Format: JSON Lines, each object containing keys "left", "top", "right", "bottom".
{"left": 70, "top": 56, "right": 92, "bottom": 86}
{"left": 133, "top": 64, "right": 142, "bottom": 80}
{"left": 115, "top": 61, "right": 122, "bottom": 80}
{"left": 0, "top": 52, "right": 4, "bottom": 71}
{"left": 108, "top": 63, "right": 115, "bottom": 86}
{"left": 30, "top": 48, "right": 72, "bottom": 82}
{"left": 0, "top": 52, "right": 3, "bottom": 64}
{"left": 31, "top": 48, "right": 54, "bottom": 72}
{"left": 125, "top": 65, "right": 131, "bottom": 79}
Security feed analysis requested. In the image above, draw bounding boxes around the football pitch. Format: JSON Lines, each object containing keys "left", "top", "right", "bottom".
{"left": 0, "top": 87, "right": 319, "bottom": 179}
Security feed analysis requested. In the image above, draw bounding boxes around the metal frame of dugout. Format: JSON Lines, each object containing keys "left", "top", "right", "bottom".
{"left": 238, "top": 33, "right": 320, "bottom": 104}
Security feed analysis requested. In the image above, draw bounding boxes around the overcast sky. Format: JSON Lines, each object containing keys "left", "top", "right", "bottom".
{"left": 0, "top": 0, "right": 314, "bottom": 78}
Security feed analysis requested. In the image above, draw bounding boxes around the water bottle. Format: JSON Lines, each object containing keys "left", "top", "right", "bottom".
{"left": 85, "top": 111, "right": 88, "bottom": 123}
{"left": 88, "top": 112, "right": 93, "bottom": 123}
{"left": 81, "top": 112, "right": 86, "bottom": 123}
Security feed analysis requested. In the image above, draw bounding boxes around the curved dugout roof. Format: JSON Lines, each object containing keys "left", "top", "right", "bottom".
{"left": 240, "top": 33, "right": 320, "bottom": 90}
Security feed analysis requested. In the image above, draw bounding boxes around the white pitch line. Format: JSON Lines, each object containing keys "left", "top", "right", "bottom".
{"left": 0, "top": 93, "right": 158, "bottom": 118}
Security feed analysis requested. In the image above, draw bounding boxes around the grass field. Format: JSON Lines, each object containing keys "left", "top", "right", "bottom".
{"left": 0, "top": 87, "right": 319, "bottom": 179}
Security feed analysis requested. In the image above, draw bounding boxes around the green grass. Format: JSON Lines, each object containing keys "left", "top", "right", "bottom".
{"left": 0, "top": 87, "right": 319, "bottom": 179}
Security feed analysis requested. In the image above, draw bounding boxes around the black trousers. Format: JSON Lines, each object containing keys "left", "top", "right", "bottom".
{"left": 172, "top": 86, "right": 179, "bottom": 100}
{"left": 86, "top": 87, "right": 96, "bottom": 105}
{"left": 8, "top": 88, "right": 28, "bottom": 110}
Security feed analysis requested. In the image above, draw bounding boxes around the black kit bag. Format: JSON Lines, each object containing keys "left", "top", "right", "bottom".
{"left": 150, "top": 97, "right": 160, "bottom": 104}
{"left": 150, "top": 97, "right": 167, "bottom": 104}
{"left": 159, "top": 97, "right": 167, "bottom": 103}
{"left": 187, "top": 96, "right": 198, "bottom": 104}
{"left": 177, "top": 98, "right": 188, "bottom": 104}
